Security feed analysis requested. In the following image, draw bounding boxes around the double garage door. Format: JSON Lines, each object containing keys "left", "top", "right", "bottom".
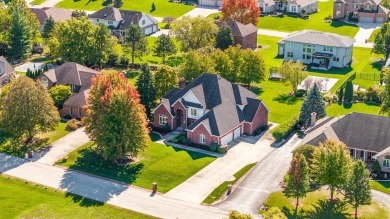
{"left": 359, "top": 16, "right": 384, "bottom": 24}
{"left": 199, "top": 0, "right": 222, "bottom": 6}
{"left": 220, "top": 127, "right": 241, "bottom": 145}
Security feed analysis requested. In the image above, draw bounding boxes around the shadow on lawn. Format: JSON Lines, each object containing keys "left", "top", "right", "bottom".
{"left": 308, "top": 66, "right": 352, "bottom": 75}
{"left": 370, "top": 60, "right": 385, "bottom": 72}
{"left": 273, "top": 93, "right": 300, "bottom": 105}
{"left": 330, "top": 21, "right": 358, "bottom": 28}
{"left": 171, "top": 146, "right": 214, "bottom": 160}
{"left": 281, "top": 199, "right": 349, "bottom": 219}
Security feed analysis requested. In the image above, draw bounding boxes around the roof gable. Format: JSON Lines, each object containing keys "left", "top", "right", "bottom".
{"left": 216, "top": 21, "right": 258, "bottom": 37}
{"left": 280, "top": 30, "right": 355, "bottom": 47}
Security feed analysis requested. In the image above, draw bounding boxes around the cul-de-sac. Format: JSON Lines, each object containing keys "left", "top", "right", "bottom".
{"left": 1, "top": 0, "right": 390, "bottom": 218}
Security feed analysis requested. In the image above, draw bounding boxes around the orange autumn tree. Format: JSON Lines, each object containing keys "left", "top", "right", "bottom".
{"left": 221, "top": 0, "right": 261, "bottom": 26}
{"left": 85, "top": 72, "right": 150, "bottom": 162}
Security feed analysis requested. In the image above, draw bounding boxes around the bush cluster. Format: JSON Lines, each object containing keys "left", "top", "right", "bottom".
{"left": 271, "top": 114, "right": 299, "bottom": 142}
{"left": 65, "top": 119, "right": 79, "bottom": 131}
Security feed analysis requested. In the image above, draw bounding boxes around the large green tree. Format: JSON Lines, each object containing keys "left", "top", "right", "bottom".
{"left": 344, "top": 159, "right": 372, "bottom": 219}
{"left": 125, "top": 24, "right": 148, "bottom": 68}
{"left": 373, "top": 23, "right": 390, "bottom": 60}
{"left": 299, "top": 83, "right": 326, "bottom": 127}
{"left": 344, "top": 80, "right": 354, "bottom": 103}
{"left": 380, "top": 69, "right": 390, "bottom": 115}
{"left": 0, "top": 3, "right": 11, "bottom": 46}
{"left": 42, "top": 17, "right": 55, "bottom": 39}
{"left": 136, "top": 64, "right": 156, "bottom": 119}
{"left": 215, "top": 24, "right": 234, "bottom": 50}
{"left": 212, "top": 49, "right": 232, "bottom": 79}
{"left": 154, "top": 65, "right": 178, "bottom": 100}
{"left": 93, "top": 23, "right": 115, "bottom": 68}
{"left": 311, "top": 139, "right": 352, "bottom": 200}
{"left": 8, "top": 6, "right": 33, "bottom": 60}
{"left": 223, "top": 45, "right": 243, "bottom": 82}
{"left": 49, "top": 85, "right": 71, "bottom": 107}
{"left": 85, "top": 73, "right": 150, "bottom": 162}
{"left": 154, "top": 34, "right": 176, "bottom": 64}
{"left": 179, "top": 50, "right": 215, "bottom": 81}
{"left": 240, "top": 49, "right": 266, "bottom": 87}
{"left": 279, "top": 61, "right": 308, "bottom": 94}
{"left": 171, "top": 16, "right": 218, "bottom": 52}
{"left": 0, "top": 77, "right": 59, "bottom": 153}
{"left": 292, "top": 144, "right": 316, "bottom": 166}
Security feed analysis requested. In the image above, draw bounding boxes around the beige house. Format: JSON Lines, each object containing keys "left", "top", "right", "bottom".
{"left": 333, "top": 0, "right": 389, "bottom": 23}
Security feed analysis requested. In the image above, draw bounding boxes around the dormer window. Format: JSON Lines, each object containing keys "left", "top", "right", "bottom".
{"left": 190, "top": 108, "right": 198, "bottom": 117}
{"left": 364, "top": 5, "right": 371, "bottom": 10}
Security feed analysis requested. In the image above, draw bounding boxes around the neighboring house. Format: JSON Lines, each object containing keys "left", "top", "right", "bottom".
{"left": 88, "top": 6, "right": 158, "bottom": 36}
{"left": 152, "top": 73, "right": 269, "bottom": 146}
{"left": 0, "top": 56, "right": 15, "bottom": 85}
{"left": 216, "top": 21, "right": 258, "bottom": 49}
{"left": 36, "top": 62, "right": 100, "bottom": 118}
{"left": 333, "top": 0, "right": 389, "bottom": 23}
{"left": 258, "top": 0, "right": 318, "bottom": 14}
{"left": 302, "top": 112, "right": 390, "bottom": 173}
{"left": 277, "top": 30, "right": 355, "bottom": 70}
{"left": 199, "top": 0, "right": 223, "bottom": 6}
{"left": 30, "top": 7, "right": 73, "bottom": 32}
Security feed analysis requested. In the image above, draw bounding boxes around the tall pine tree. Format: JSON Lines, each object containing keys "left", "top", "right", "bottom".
{"left": 136, "top": 63, "right": 156, "bottom": 119}
{"left": 8, "top": 6, "right": 33, "bottom": 60}
{"left": 299, "top": 83, "right": 326, "bottom": 127}
{"left": 344, "top": 80, "right": 354, "bottom": 103}
{"left": 125, "top": 24, "right": 147, "bottom": 68}
{"left": 42, "top": 16, "right": 55, "bottom": 39}
{"left": 153, "top": 34, "right": 176, "bottom": 64}
{"left": 215, "top": 24, "right": 234, "bottom": 50}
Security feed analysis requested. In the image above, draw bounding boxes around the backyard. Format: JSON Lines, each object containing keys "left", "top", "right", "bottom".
{"left": 56, "top": 134, "right": 216, "bottom": 193}
{"left": 0, "top": 175, "right": 153, "bottom": 219}
{"left": 56, "top": 0, "right": 194, "bottom": 18}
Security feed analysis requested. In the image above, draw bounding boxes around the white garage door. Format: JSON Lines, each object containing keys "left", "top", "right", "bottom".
{"left": 221, "top": 132, "right": 233, "bottom": 145}
{"left": 376, "top": 18, "right": 384, "bottom": 24}
{"left": 234, "top": 127, "right": 241, "bottom": 140}
{"left": 200, "top": 0, "right": 220, "bottom": 6}
{"left": 144, "top": 27, "right": 153, "bottom": 35}
{"left": 359, "top": 16, "right": 374, "bottom": 23}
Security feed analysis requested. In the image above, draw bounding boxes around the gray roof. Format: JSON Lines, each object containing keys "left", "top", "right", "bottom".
{"left": 30, "top": 7, "right": 72, "bottom": 25}
{"left": 279, "top": 30, "right": 355, "bottom": 47}
{"left": 0, "top": 56, "right": 15, "bottom": 76}
{"left": 289, "top": 0, "right": 318, "bottom": 7}
{"left": 257, "top": 0, "right": 276, "bottom": 6}
{"left": 378, "top": 5, "right": 390, "bottom": 14}
{"left": 216, "top": 21, "right": 258, "bottom": 37}
{"left": 89, "top": 7, "right": 123, "bottom": 21}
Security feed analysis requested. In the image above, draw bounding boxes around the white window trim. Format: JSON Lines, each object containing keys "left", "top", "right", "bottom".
{"left": 190, "top": 108, "right": 198, "bottom": 117}
{"left": 200, "top": 134, "right": 206, "bottom": 143}
{"left": 159, "top": 114, "right": 168, "bottom": 125}
{"left": 287, "top": 52, "right": 293, "bottom": 58}
{"left": 384, "top": 156, "right": 390, "bottom": 168}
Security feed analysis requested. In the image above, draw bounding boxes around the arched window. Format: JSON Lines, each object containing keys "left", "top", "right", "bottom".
{"left": 383, "top": 155, "right": 390, "bottom": 168}
{"left": 41, "top": 77, "right": 48, "bottom": 89}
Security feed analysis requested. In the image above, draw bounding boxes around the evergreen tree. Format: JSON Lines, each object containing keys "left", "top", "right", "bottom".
{"left": 114, "top": 0, "right": 123, "bottom": 8}
{"left": 338, "top": 87, "right": 344, "bottom": 102}
{"left": 215, "top": 24, "right": 234, "bottom": 50}
{"left": 299, "top": 83, "right": 326, "bottom": 127}
{"left": 380, "top": 69, "right": 390, "bottom": 115}
{"left": 153, "top": 34, "right": 176, "bottom": 64}
{"left": 42, "top": 16, "right": 55, "bottom": 39}
{"left": 8, "top": 6, "right": 33, "bottom": 60}
{"left": 43, "top": 63, "right": 49, "bottom": 72}
{"left": 26, "top": 68, "right": 31, "bottom": 78}
{"left": 344, "top": 80, "right": 353, "bottom": 102}
{"left": 125, "top": 24, "right": 148, "bottom": 68}
{"left": 344, "top": 159, "right": 372, "bottom": 219}
{"left": 283, "top": 154, "right": 310, "bottom": 214}
{"left": 136, "top": 63, "right": 156, "bottom": 119}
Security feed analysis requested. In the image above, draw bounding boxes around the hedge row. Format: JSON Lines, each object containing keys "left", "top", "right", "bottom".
{"left": 271, "top": 114, "right": 300, "bottom": 142}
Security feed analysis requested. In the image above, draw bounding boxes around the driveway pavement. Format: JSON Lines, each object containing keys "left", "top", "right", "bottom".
{"left": 28, "top": 0, "right": 63, "bottom": 8}
{"left": 258, "top": 29, "right": 290, "bottom": 38}
{"left": 354, "top": 22, "right": 381, "bottom": 43}
{"left": 180, "top": 6, "right": 220, "bottom": 18}
{"left": 164, "top": 132, "right": 276, "bottom": 204}
{"left": 216, "top": 135, "right": 302, "bottom": 215}
{"left": 150, "top": 29, "right": 170, "bottom": 38}
{"left": 372, "top": 190, "right": 390, "bottom": 210}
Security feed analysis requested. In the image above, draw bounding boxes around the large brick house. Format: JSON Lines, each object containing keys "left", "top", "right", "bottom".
{"left": 36, "top": 62, "right": 100, "bottom": 118}
{"left": 333, "top": 0, "right": 389, "bottom": 23}
{"left": 0, "top": 56, "right": 15, "bottom": 86}
{"left": 152, "top": 73, "right": 269, "bottom": 146}
{"left": 216, "top": 21, "right": 258, "bottom": 49}
{"left": 302, "top": 112, "right": 390, "bottom": 173}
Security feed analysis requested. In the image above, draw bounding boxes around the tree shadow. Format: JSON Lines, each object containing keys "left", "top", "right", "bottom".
{"left": 308, "top": 66, "right": 352, "bottom": 75}
{"left": 371, "top": 60, "right": 385, "bottom": 71}
{"left": 330, "top": 21, "right": 357, "bottom": 28}
{"left": 273, "top": 93, "right": 300, "bottom": 105}
{"left": 250, "top": 86, "right": 264, "bottom": 95}
{"left": 281, "top": 206, "right": 307, "bottom": 219}
{"left": 307, "top": 199, "right": 349, "bottom": 219}
{"left": 342, "top": 102, "right": 353, "bottom": 109}
{"left": 171, "top": 145, "right": 215, "bottom": 160}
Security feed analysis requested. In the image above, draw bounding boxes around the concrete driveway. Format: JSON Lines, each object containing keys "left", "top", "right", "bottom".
{"left": 180, "top": 6, "right": 220, "bottom": 18}
{"left": 164, "top": 132, "right": 276, "bottom": 204}
{"left": 354, "top": 22, "right": 381, "bottom": 43}
{"left": 216, "top": 135, "right": 302, "bottom": 215}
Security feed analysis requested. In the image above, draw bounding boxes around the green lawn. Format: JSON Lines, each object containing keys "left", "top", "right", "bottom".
{"left": 37, "top": 121, "right": 71, "bottom": 144}
{"left": 0, "top": 175, "right": 153, "bottom": 219}
{"left": 326, "top": 102, "right": 380, "bottom": 117}
{"left": 203, "top": 163, "right": 257, "bottom": 204}
{"left": 368, "top": 28, "right": 380, "bottom": 43}
{"left": 56, "top": 0, "right": 194, "bottom": 18}
{"left": 258, "top": 1, "right": 359, "bottom": 37}
{"left": 371, "top": 180, "right": 390, "bottom": 195}
{"left": 260, "top": 190, "right": 389, "bottom": 219}
{"left": 57, "top": 134, "right": 216, "bottom": 193}
{"left": 30, "top": 0, "right": 46, "bottom": 5}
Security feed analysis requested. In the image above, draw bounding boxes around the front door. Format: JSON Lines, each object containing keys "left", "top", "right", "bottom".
{"left": 176, "top": 109, "right": 183, "bottom": 127}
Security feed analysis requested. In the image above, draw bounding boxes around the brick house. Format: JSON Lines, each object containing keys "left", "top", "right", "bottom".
{"left": 302, "top": 112, "right": 390, "bottom": 173}
{"left": 216, "top": 21, "right": 258, "bottom": 49}
{"left": 0, "top": 56, "right": 15, "bottom": 86}
{"left": 333, "top": 0, "right": 389, "bottom": 23}
{"left": 152, "top": 73, "right": 269, "bottom": 146}
{"left": 36, "top": 62, "right": 100, "bottom": 118}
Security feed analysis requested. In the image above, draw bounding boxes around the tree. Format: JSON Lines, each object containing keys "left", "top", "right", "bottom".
{"left": 136, "top": 63, "right": 156, "bottom": 119}
{"left": 42, "top": 17, "right": 55, "bottom": 39}
{"left": 373, "top": 23, "right": 390, "bottom": 60}
{"left": 263, "top": 207, "right": 287, "bottom": 219}
{"left": 114, "top": 0, "right": 123, "bottom": 8}
{"left": 154, "top": 65, "right": 178, "bottom": 100}
{"left": 154, "top": 34, "right": 176, "bottom": 64}
{"left": 311, "top": 139, "right": 353, "bottom": 200}
{"left": 221, "top": 0, "right": 261, "bottom": 25}
{"left": 344, "top": 80, "right": 354, "bottom": 103}
{"left": 299, "top": 83, "right": 326, "bottom": 126}
{"left": 211, "top": 49, "right": 232, "bottom": 79}
{"left": 215, "top": 24, "right": 234, "bottom": 50}
{"left": 85, "top": 73, "right": 150, "bottom": 162}
{"left": 71, "top": 10, "right": 87, "bottom": 19}
{"left": 279, "top": 61, "right": 308, "bottom": 94}
{"left": 170, "top": 16, "right": 218, "bottom": 52}
{"left": 178, "top": 50, "right": 215, "bottom": 81}
{"left": 0, "top": 4, "right": 11, "bottom": 46}
{"left": 228, "top": 210, "right": 253, "bottom": 219}
{"left": 283, "top": 154, "right": 310, "bottom": 214}
{"left": 224, "top": 45, "right": 243, "bottom": 82}
{"left": 344, "top": 160, "right": 372, "bottom": 219}
{"left": 0, "top": 77, "right": 59, "bottom": 153}
{"left": 382, "top": 0, "right": 390, "bottom": 8}
{"left": 240, "top": 49, "right": 266, "bottom": 87}
{"left": 8, "top": 6, "right": 33, "bottom": 60}
{"left": 380, "top": 69, "right": 390, "bottom": 115}
{"left": 125, "top": 24, "right": 148, "bottom": 68}
{"left": 93, "top": 23, "right": 114, "bottom": 68}
{"left": 338, "top": 87, "right": 344, "bottom": 102}
{"left": 292, "top": 144, "right": 316, "bottom": 166}
{"left": 48, "top": 85, "right": 71, "bottom": 107}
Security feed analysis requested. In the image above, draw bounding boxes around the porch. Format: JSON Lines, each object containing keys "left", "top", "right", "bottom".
{"left": 310, "top": 52, "right": 332, "bottom": 70}
{"left": 349, "top": 148, "right": 377, "bottom": 163}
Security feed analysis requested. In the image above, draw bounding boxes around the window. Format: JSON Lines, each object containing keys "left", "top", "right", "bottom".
{"left": 354, "top": 4, "right": 359, "bottom": 9}
{"left": 287, "top": 52, "right": 293, "bottom": 58}
{"left": 333, "top": 57, "right": 340, "bottom": 62}
{"left": 384, "top": 155, "right": 390, "bottom": 168}
{"left": 190, "top": 108, "right": 198, "bottom": 117}
{"left": 142, "top": 20, "right": 145, "bottom": 25}
{"left": 108, "top": 21, "right": 113, "bottom": 25}
{"left": 306, "top": 55, "right": 311, "bottom": 59}
{"left": 200, "top": 134, "right": 206, "bottom": 143}
{"left": 291, "top": 5, "right": 297, "bottom": 12}
{"left": 364, "top": 5, "right": 371, "bottom": 10}
{"left": 336, "top": 11, "right": 341, "bottom": 16}
{"left": 71, "top": 84, "right": 76, "bottom": 92}
{"left": 323, "top": 46, "right": 333, "bottom": 52}
{"left": 96, "top": 19, "right": 99, "bottom": 23}
{"left": 159, "top": 114, "right": 168, "bottom": 125}
{"left": 286, "top": 41, "right": 293, "bottom": 48}
{"left": 278, "top": 2, "right": 283, "bottom": 8}
{"left": 302, "top": 54, "right": 306, "bottom": 59}
{"left": 336, "top": 3, "right": 342, "bottom": 7}
{"left": 41, "top": 77, "right": 48, "bottom": 88}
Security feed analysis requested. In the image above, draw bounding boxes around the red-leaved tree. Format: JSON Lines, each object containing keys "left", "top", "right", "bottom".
{"left": 221, "top": 0, "right": 261, "bottom": 26}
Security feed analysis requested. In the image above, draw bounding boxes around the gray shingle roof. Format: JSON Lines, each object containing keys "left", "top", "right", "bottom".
{"left": 30, "top": 7, "right": 72, "bottom": 25}
{"left": 289, "top": 0, "right": 318, "bottom": 8}
{"left": 0, "top": 56, "right": 15, "bottom": 76}
{"left": 216, "top": 21, "right": 258, "bottom": 37}
{"left": 279, "top": 30, "right": 355, "bottom": 47}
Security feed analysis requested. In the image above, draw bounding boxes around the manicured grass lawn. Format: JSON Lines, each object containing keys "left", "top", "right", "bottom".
{"left": 57, "top": 133, "right": 216, "bottom": 193}
{"left": 30, "top": 0, "right": 46, "bottom": 5}
{"left": 0, "top": 175, "right": 154, "bottom": 219}
{"left": 258, "top": 1, "right": 359, "bottom": 37}
{"left": 37, "top": 121, "right": 71, "bottom": 144}
{"left": 368, "top": 28, "right": 380, "bottom": 43}
{"left": 203, "top": 162, "right": 257, "bottom": 204}
{"left": 326, "top": 102, "right": 380, "bottom": 117}
{"left": 371, "top": 180, "right": 390, "bottom": 195}
{"left": 260, "top": 190, "right": 389, "bottom": 219}
{"left": 56, "top": 0, "right": 194, "bottom": 18}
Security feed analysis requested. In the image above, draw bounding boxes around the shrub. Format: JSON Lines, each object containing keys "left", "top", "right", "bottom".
{"left": 107, "top": 53, "right": 119, "bottom": 66}
{"left": 372, "top": 160, "right": 381, "bottom": 172}
{"left": 213, "top": 15, "right": 220, "bottom": 20}
{"left": 271, "top": 114, "right": 299, "bottom": 142}
{"left": 163, "top": 124, "right": 170, "bottom": 132}
{"left": 209, "top": 143, "right": 218, "bottom": 152}
{"left": 354, "top": 89, "right": 365, "bottom": 102}
{"left": 228, "top": 210, "right": 252, "bottom": 219}
{"left": 295, "top": 89, "right": 306, "bottom": 97}
{"left": 263, "top": 207, "right": 287, "bottom": 219}
{"left": 65, "top": 119, "right": 78, "bottom": 131}
{"left": 163, "top": 23, "right": 171, "bottom": 29}
{"left": 217, "top": 146, "right": 225, "bottom": 154}
{"left": 182, "top": 137, "right": 190, "bottom": 145}
{"left": 119, "top": 56, "right": 129, "bottom": 66}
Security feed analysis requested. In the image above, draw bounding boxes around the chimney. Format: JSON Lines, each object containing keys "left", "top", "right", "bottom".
{"left": 178, "top": 77, "right": 185, "bottom": 89}
{"left": 310, "top": 112, "right": 317, "bottom": 126}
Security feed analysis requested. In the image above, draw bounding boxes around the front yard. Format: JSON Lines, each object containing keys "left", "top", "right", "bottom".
{"left": 371, "top": 181, "right": 390, "bottom": 195}
{"left": 56, "top": 134, "right": 216, "bottom": 193}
